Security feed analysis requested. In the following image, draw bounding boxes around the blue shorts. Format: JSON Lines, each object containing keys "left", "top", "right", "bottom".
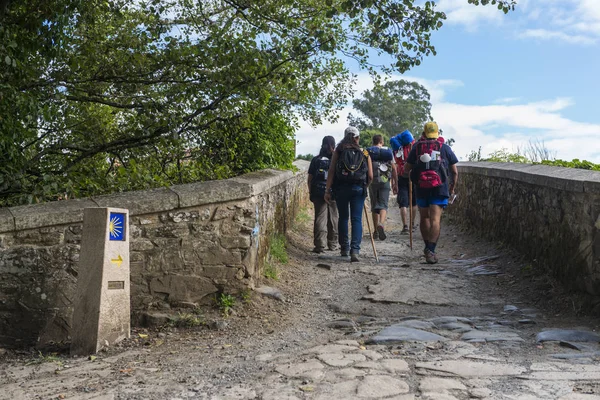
{"left": 417, "top": 196, "right": 448, "bottom": 208}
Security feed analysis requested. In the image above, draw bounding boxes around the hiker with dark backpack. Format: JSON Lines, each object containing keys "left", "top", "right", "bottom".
{"left": 391, "top": 130, "right": 417, "bottom": 235}
{"left": 308, "top": 136, "right": 339, "bottom": 253}
{"left": 404, "top": 122, "right": 458, "bottom": 264}
{"left": 324, "top": 127, "right": 373, "bottom": 262}
{"left": 367, "top": 135, "right": 397, "bottom": 241}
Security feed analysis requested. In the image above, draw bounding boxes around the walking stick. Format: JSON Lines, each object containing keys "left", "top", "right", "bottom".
{"left": 408, "top": 179, "right": 413, "bottom": 250}
{"left": 363, "top": 204, "right": 379, "bottom": 263}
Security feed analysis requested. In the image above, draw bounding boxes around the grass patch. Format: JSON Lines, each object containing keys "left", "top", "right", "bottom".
{"left": 170, "top": 312, "right": 204, "bottom": 328}
{"left": 264, "top": 261, "right": 279, "bottom": 280}
{"left": 240, "top": 288, "right": 252, "bottom": 304}
{"left": 295, "top": 207, "right": 311, "bottom": 224}
{"left": 26, "top": 351, "right": 63, "bottom": 366}
{"left": 216, "top": 293, "right": 236, "bottom": 317}
{"left": 269, "top": 233, "right": 288, "bottom": 264}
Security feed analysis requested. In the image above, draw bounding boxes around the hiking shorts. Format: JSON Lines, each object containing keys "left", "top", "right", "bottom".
{"left": 417, "top": 195, "right": 448, "bottom": 209}
{"left": 368, "top": 182, "right": 390, "bottom": 213}
{"left": 397, "top": 177, "right": 416, "bottom": 208}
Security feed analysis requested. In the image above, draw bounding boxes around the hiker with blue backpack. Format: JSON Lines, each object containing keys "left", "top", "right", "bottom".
{"left": 367, "top": 135, "right": 397, "bottom": 241}
{"left": 324, "top": 127, "right": 373, "bottom": 262}
{"left": 404, "top": 122, "right": 459, "bottom": 264}
{"left": 390, "top": 130, "right": 417, "bottom": 235}
{"left": 308, "top": 136, "right": 339, "bottom": 253}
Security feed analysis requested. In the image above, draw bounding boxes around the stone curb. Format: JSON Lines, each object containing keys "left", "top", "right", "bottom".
{"left": 0, "top": 161, "right": 311, "bottom": 234}
{"left": 458, "top": 162, "right": 600, "bottom": 193}
{"left": 0, "top": 208, "right": 15, "bottom": 234}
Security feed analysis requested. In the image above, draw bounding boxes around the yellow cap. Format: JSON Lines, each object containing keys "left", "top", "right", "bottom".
{"left": 423, "top": 122, "right": 439, "bottom": 139}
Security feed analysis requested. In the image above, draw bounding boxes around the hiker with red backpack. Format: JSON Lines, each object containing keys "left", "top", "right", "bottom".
{"left": 324, "top": 127, "right": 373, "bottom": 262}
{"left": 391, "top": 130, "right": 417, "bottom": 235}
{"left": 308, "top": 136, "right": 339, "bottom": 253}
{"left": 404, "top": 122, "right": 458, "bottom": 264}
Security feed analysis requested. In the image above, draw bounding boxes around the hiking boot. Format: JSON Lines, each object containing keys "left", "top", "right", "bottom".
{"left": 424, "top": 249, "right": 438, "bottom": 264}
{"left": 328, "top": 244, "right": 338, "bottom": 251}
{"left": 377, "top": 225, "right": 386, "bottom": 241}
{"left": 312, "top": 247, "right": 324, "bottom": 254}
{"left": 340, "top": 249, "right": 349, "bottom": 257}
{"left": 372, "top": 230, "right": 379, "bottom": 240}
{"left": 401, "top": 225, "right": 409, "bottom": 235}
{"left": 350, "top": 252, "right": 360, "bottom": 262}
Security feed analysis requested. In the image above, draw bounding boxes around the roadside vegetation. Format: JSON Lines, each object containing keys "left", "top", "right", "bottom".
{"left": 263, "top": 233, "right": 289, "bottom": 280}
{"left": 468, "top": 141, "right": 600, "bottom": 171}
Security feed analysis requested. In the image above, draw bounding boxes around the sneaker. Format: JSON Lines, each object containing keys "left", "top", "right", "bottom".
{"left": 341, "top": 249, "right": 349, "bottom": 257}
{"left": 350, "top": 252, "right": 360, "bottom": 262}
{"left": 377, "top": 225, "right": 386, "bottom": 241}
{"left": 401, "top": 225, "right": 409, "bottom": 235}
{"left": 372, "top": 230, "right": 379, "bottom": 240}
{"left": 424, "top": 249, "right": 438, "bottom": 264}
{"left": 312, "top": 247, "right": 324, "bottom": 254}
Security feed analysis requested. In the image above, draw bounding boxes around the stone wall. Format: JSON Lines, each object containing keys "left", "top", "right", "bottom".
{"left": 0, "top": 161, "right": 310, "bottom": 348}
{"left": 449, "top": 162, "right": 600, "bottom": 310}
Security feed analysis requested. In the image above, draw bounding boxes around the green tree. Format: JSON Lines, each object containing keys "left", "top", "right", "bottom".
{"left": 485, "top": 149, "right": 529, "bottom": 163}
{"left": 0, "top": 0, "right": 516, "bottom": 205}
{"left": 351, "top": 80, "right": 434, "bottom": 138}
{"left": 468, "top": 147, "right": 483, "bottom": 161}
{"left": 296, "top": 154, "right": 314, "bottom": 161}
{"left": 357, "top": 128, "right": 390, "bottom": 149}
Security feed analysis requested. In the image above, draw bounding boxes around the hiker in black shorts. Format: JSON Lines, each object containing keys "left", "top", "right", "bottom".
{"left": 391, "top": 130, "right": 417, "bottom": 234}
{"left": 367, "top": 135, "right": 396, "bottom": 241}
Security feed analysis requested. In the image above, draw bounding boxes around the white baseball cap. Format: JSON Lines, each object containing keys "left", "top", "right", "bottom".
{"left": 344, "top": 126, "right": 360, "bottom": 138}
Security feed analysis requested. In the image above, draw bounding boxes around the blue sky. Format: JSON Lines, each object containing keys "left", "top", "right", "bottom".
{"left": 295, "top": 0, "right": 600, "bottom": 162}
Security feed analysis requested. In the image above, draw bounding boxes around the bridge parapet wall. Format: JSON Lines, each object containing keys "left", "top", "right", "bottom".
{"left": 450, "top": 162, "right": 600, "bottom": 310}
{"left": 0, "top": 161, "right": 309, "bottom": 348}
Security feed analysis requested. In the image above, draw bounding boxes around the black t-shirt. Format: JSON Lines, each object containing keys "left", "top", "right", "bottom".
{"left": 407, "top": 140, "right": 458, "bottom": 198}
{"left": 308, "top": 156, "right": 319, "bottom": 176}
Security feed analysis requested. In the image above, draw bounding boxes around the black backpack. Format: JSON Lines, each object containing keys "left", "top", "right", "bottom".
{"left": 311, "top": 156, "right": 330, "bottom": 197}
{"left": 336, "top": 148, "right": 368, "bottom": 185}
{"left": 372, "top": 160, "right": 392, "bottom": 184}
{"left": 367, "top": 146, "right": 393, "bottom": 184}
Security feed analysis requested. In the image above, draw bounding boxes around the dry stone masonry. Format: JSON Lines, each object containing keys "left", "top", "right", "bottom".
{"left": 449, "top": 162, "right": 600, "bottom": 312}
{"left": 0, "top": 161, "right": 309, "bottom": 348}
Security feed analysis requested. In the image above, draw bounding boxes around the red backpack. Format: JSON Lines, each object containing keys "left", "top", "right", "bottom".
{"left": 414, "top": 139, "right": 446, "bottom": 189}
{"left": 394, "top": 142, "right": 413, "bottom": 177}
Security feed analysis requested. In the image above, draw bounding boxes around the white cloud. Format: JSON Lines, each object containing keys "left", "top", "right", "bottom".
{"left": 522, "top": 28, "right": 596, "bottom": 45}
{"left": 295, "top": 107, "right": 351, "bottom": 156}
{"left": 295, "top": 74, "right": 600, "bottom": 163}
{"left": 295, "top": 74, "right": 462, "bottom": 156}
{"left": 436, "top": 0, "right": 504, "bottom": 28}
{"left": 575, "top": 0, "right": 600, "bottom": 35}
{"left": 519, "top": 1, "right": 600, "bottom": 45}
{"left": 432, "top": 0, "right": 600, "bottom": 46}
{"left": 494, "top": 97, "right": 522, "bottom": 104}
{"left": 434, "top": 100, "right": 600, "bottom": 162}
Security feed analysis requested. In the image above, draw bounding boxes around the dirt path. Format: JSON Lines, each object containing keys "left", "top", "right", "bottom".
{"left": 1, "top": 205, "right": 600, "bottom": 400}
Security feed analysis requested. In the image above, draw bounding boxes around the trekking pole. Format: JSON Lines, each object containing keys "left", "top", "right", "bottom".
{"left": 408, "top": 178, "right": 413, "bottom": 250}
{"left": 363, "top": 204, "right": 379, "bottom": 263}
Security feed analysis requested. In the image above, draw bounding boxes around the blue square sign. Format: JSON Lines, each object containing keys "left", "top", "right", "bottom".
{"left": 108, "top": 213, "right": 126, "bottom": 241}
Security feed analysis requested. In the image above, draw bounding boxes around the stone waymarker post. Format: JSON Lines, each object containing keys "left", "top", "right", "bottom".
{"left": 71, "top": 207, "right": 131, "bottom": 355}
